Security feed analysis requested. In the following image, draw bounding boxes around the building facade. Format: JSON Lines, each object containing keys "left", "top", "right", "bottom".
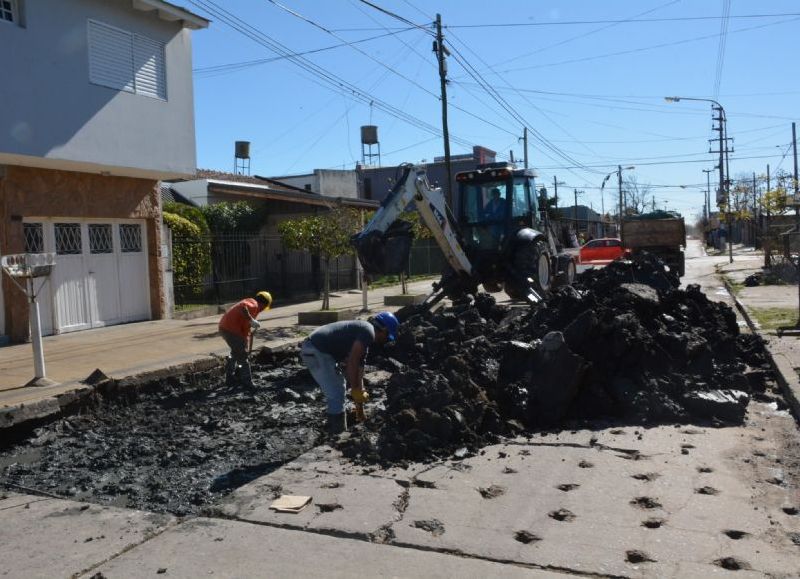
{"left": 0, "top": 0, "right": 208, "bottom": 342}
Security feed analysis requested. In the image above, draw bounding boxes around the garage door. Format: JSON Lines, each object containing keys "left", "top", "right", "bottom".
{"left": 23, "top": 219, "right": 150, "bottom": 335}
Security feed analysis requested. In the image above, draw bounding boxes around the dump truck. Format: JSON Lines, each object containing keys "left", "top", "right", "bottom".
{"left": 352, "top": 163, "right": 576, "bottom": 313}
{"left": 621, "top": 211, "right": 686, "bottom": 277}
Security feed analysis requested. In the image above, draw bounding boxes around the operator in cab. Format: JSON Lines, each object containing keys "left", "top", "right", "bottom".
{"left": 300, "top": 312, "right": 399, "bottom": 434}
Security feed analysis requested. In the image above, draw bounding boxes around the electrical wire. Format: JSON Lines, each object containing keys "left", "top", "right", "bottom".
{"left": 483, "top": 16, "right": 800, "bottom": 75}
{"left": 187, "top": 0, "right": 476, "bottom": 152}
{"left": 713, "top": 0, "right": 731, "bottom": 100}
{"left": 193, "top": 29, "right": 416, "bottom": 76}
{"left": 502, "top": 0, "right": 681, "bottom": 67}
{"left": 442, "top": 13, "right": 800, "bottom": 29}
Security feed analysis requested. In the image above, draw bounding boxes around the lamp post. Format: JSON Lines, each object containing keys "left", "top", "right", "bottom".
{"left": 601, "top": 165, "right": 635, "bottom": 235}
{"left": 665, "top": 96, "right": 732, "bottom": 263}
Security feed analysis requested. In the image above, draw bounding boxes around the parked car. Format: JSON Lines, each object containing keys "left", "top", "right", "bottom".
{"left": 579, "top": 238, "right": 626, "bottom": 265}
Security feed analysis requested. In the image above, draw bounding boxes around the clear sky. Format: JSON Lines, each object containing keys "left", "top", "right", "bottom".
{"left": 186, "top": 0, "right": 799, "bottom": 222}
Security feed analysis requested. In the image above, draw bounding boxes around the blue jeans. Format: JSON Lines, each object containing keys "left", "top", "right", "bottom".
{"left": 301, "top": 341, "right": 345, "bottom": 414}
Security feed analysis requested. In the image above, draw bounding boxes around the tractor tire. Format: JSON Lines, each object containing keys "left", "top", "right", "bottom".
{"left": 506, "top": 240, "right": 551, "bottom": 301}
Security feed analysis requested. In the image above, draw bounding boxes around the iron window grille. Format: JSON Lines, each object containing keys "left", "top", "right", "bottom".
{"left": 23, "top": 223, "right": 44, "bottom": 253}
{"left": 120, "top": 224, "right": 143, "bottom": 253}
{"left": 55, "top": 223, "right": 82, "bottom": 255}
{"left": 89, "top": 224, "right": 114, "bottom": 254}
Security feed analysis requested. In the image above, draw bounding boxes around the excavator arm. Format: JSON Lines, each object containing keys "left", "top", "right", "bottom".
{"left": 353, "top": 164, "right": 472, "bottom": 278}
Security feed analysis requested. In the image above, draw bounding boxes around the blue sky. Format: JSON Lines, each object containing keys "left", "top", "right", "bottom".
{"left": 186, "top": 0, "right": 799, "bottom": 221}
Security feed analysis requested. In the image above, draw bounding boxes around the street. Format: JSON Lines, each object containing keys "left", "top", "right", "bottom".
{"left": 1, "top": 241, "right": 799, "bottom": 578}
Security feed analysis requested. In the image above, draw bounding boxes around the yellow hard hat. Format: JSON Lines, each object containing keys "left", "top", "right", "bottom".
{"left": 256, "top": 291, "right": 272, "bottom": 310}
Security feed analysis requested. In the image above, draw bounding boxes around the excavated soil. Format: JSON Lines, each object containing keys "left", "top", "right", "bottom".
{"left": 0, "top": 254, "right": 783, "bottom": 512}
{"left": 338, "top": 254, "right": 781, "bottom": 464}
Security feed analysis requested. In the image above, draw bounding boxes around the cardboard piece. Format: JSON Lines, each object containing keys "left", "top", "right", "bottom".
{"left": 269, "top": 495, "right": 312, "bottom": 513}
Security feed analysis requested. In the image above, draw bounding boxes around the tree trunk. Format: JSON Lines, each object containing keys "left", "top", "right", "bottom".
{"left": 322, "top": 256, "right": 331, "bottom": 311}
{"left": 401, "top": 271, "right": 408, "bottom": 294}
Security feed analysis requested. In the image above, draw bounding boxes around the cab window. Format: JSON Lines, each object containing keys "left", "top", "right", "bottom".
{"left": 511, "top": 181, "right": 529, "bottom": 218}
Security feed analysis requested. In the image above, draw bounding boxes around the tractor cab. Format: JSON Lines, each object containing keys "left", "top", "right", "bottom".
{"left": 456, "top": 163, "right": 541, "bottom": 256}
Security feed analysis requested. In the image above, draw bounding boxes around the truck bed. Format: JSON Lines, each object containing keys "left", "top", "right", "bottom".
{"left": 621, "top": 218, "right": 686, "bottom": 248}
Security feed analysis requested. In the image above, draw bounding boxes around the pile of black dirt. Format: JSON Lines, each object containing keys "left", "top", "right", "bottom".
{"left": 0, "top": 355, "right": 324, "bottom": 516}
{"left": 339, "top": 254, "right": 777, "bottom": 464}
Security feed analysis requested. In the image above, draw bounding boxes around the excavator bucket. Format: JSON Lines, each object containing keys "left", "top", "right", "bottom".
{"left": 352, "top": 220, "right": 414, "bottom": 276}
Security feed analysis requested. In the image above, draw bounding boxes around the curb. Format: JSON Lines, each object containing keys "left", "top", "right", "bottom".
{"left": 721, "top": 278, "right": 800, "bottom": 421}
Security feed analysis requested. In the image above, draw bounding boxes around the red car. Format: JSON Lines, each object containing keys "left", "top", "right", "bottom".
{"left": 579, "top": 238, "right": 626, "bottom": 265}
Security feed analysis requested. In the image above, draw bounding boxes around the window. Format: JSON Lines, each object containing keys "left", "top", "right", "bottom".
{"left": 0, "top": 0, "right": 16, "bottom": 24}
{"left": 55, "top": 223, "right": 82, "bottom": 255}
{"left": 88, "top": 20, "right": 167, "bottom": 99}
{"left": 89, "top": 224, "right": 113, "bottom": 254}
{"left": 511, "top": 181, "right": 529, "bottom": 218}
{"left": 120, "top": 224, "right": 143, "bottom": 253}
{"left": 24, "top": 223, "right": 43, "bottom": 253}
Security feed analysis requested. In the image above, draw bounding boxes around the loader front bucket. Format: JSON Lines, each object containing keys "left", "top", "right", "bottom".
{"left": 352, "top": 220, "right": 414, "bottom": 276}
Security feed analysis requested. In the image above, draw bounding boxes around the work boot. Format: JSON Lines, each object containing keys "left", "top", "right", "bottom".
{"left": 224, "top": 357, "right": 237, "bottom": 386}
{"left": 325, "top": 412, "right": 347, "bottom": 436}
{"left": 238, "top": 360, "right": 255, "bottom": 388}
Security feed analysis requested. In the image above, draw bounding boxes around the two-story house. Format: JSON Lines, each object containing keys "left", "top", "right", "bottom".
{"left": 0, "top": 0, "right": 208, "bottom": 343}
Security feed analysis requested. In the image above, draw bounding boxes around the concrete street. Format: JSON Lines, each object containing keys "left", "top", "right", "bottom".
{"left": 1, "top": 240, "right": 799, "bottom": 578}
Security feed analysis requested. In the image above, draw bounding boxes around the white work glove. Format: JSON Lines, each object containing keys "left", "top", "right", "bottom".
{"left": 249, "top": 318, "right": 261, "bottom": 330}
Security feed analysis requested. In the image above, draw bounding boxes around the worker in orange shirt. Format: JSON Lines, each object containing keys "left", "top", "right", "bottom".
{"left": 219, "top": 291, "right": 272, "bottom": 387}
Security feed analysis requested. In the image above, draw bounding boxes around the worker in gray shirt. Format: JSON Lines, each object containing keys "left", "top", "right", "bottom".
{"left": 301, "top": 312, "right": 399, "bottom": 434}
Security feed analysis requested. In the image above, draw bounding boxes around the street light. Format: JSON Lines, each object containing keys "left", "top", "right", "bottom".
{"left": 665, "top": 95, "right": 732, "bottom": 263}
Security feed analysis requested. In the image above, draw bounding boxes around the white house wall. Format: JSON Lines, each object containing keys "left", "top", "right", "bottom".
{"left": 0, "top": 0, "right": 199, "bottom": 179}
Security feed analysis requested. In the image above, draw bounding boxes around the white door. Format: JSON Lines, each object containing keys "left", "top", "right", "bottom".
{"left": 117, "top": 221, "right": 150, "bottom": 322}
{"left": 24, "top": 219, "right": 150, "bottom": 335}
{"left": 51, "top": 222, "right": 92, "bottom": 333}
{"left": 87, "top": 223, "right": 121, "bottom": 327}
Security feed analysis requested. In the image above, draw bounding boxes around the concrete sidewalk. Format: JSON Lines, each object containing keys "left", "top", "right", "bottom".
{"left": 717, "top": 246, "right": 800, "bottom": 419}
{"left": 0, "top": 280, "right": 436, "bottom": 412}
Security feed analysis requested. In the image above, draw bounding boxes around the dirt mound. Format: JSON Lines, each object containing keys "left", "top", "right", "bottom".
{"left": 339, "top": 255, "right": 776, "bottom": 464}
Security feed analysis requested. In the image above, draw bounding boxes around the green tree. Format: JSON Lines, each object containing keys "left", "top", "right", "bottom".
{"left": 163, "top": 212, "right": 212, "bottom": 302}
{"left": 163, "top": 202, "right": 210, "bottom": 235}
{"left": 278, "top": 206, "right": 361, "bottom": 310}
{"left": 202, "top": 201, "right": 264, "bottom": 234}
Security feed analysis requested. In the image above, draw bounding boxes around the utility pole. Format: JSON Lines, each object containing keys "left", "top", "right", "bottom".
{"left": 574, "top": 189, "right": 579, "bottom": 234}
{"left": 710, "top": 104, "right": 733, "bottom": 262}
{"left": 553, "top": 176, "right": 559, "bottom": 209}
{"left": 617, "top": 164, "right": 623, "bottom": 229}
{"left": 766, "top": 163, "right": 771, "bottom": 268}
{"left": 794, "top": 121, "right": 799, "bottom": 324}
{"left": 434, "top": 14, "right": 453, "bottom": 208}
{"left": 752, "top": 172, "right": 758, "bottom": 248}
{"left": 509, "top": 150, "right": 515, "bottom": 164}
{"left": 523, "top": 127, "right": 529, "bottom": 169}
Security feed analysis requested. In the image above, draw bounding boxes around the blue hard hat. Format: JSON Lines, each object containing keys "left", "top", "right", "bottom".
{"left": 373, "top": 311, "right": 399, "bottom": 341}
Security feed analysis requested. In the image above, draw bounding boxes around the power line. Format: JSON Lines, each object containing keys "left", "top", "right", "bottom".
{"left": 193, "top": 29, "right": 415, "bottom": 76}
{"left": 187, "top": 0, "right": 477, "bottom": 152}
{"left": 484, "top": 16, "right": 800, "bottom": 75}
{"left": 536, "top": 152, "right": 791, "bottom": 170}
{"left": 501, "top": 0, "right": 681, "bottom": 68}
{"left": 442, "top": 13, "right": 800, "bottom": 28}
{"left": 713, "top": 0, "right": 732, "bottom": 99}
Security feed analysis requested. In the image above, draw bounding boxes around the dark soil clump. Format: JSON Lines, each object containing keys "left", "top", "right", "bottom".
{"left": 339, "top": 254, "right": 777, "bottom": 464}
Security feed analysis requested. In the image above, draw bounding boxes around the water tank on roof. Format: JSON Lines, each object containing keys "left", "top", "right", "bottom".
{"left": 235, "top": 140, "right": 251, "bottom": 159}
{"left": 361, "top": 126, "right": 378, "bottom": 145}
